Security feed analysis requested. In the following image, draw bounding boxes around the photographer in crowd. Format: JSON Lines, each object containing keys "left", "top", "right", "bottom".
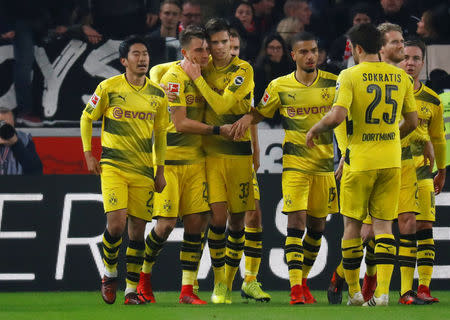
{"left": 0, "top": 107, "right": 42, "bottom": 175}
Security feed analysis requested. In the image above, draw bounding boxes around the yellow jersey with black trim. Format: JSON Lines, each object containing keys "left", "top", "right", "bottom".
{"left": 257, "top": 70, "right": 337, "bottom": 174}
{"left": 150, "top": 61, "right": 178, "bottom": 83}
{"left": 410, "top": 83, "right": 446, "bottom": 178}
{"left": 202, "top": 56, "right": 254, "bottom": 158}
{"left": 160, "top": 62, "right": 206, "bottom": 165}
{"left": 82, "top": 74, "right": 169, "bottom": 178}
{"left": 333, "top": 61, "right": 416, "bottom": 171}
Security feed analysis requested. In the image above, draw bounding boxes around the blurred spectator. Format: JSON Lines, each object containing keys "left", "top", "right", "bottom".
{"left": 426, "top": 69, "right": 450, "bottom": 94}
{"left": 0, "top": 107, "right": 42, "bottom": 175}
{"left": 276, "top": 17, "right": 303, "bottom": 49}
{"left": 250, "top": 0, "right": 276, "bottom": 34}
{"left": 254, "top": 33, "right": 294, "bottom": 127}
{"left": 78, "top": 0, "right": 159, "bottom": 43}
{"left": 230, "top": 28, "right": 243, "bottom": 57}
{"left": 147, "top": 0, "right": 183, "bottom": 67}
{"left": 329, "top": 2, "right": 374, "bottom": 69}
{"left": 374, "top": 0, "right": 419, "bottom": 38}
{"left": 317, "top": 44, "right": 341, "bottom": 75}
{"left": 178, "top": 0, "right": 203, "bottom": 32}
{"left": 416, "top": 5, "right": 450, "bottom": 44}
{"left": 283, "top": 0, "right": 312, "bottom": 28}
{"left": 229, "top": 1, "right": 261, "bottom": 62}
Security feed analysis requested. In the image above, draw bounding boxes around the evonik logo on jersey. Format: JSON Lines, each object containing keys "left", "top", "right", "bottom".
{"left": 112, "top": 107, "right": 155, "bottom": 120}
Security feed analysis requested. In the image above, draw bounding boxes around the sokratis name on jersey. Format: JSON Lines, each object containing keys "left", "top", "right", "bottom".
{"left": 286, "top": 105, "right": 332, "bottom": 117}
{"left": 362, "top": 131, "right": 396, "bottom": 141}
{"left": 362, "top": 73, "right": 401, "bottom": 83}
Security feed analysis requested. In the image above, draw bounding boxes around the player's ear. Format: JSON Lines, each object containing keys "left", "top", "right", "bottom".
{"left": 120, "top": 57, "right": 128, "bottom": 68}
{"left": 181, "top": 48, "right": 188, "bottom": 59}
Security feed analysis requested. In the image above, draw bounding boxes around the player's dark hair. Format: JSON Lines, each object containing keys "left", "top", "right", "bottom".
{"left": 205, "top": 18, "right": 231, "bottom": 39}
{"left": 346, "top": 23, "right": 381, "bottom": 54}
{"left": 119, "top": 35, "right": 150, "bottom": 59}
{"left": 179, "top": 25, "right": 206, "bottom": 48}
{"left": 404, "top": 39, "right": 426, "bottom": 60}
{"left": 290, "top": 31, "right": 316, "bottom": 48}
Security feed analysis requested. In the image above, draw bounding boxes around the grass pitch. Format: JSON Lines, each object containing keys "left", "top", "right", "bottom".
{"left": 1, "top": 291, "right": 449, "bottom": 320}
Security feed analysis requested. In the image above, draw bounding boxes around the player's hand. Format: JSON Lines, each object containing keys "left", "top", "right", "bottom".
{"left": 434, "top": 169, "right": 446, "bottom": 195}
{"left": 155, "top": 168, "right": 166, "bottom": 193}
{"left": 305, "top": 129, "right": 317, "bottom": 148}
{"left": 335, "top": 156, "right": 345, "bottom": 181}
{"left": 1, "top": 31, "right": 15, "bottom": 40}
{"left": 219, "top": 124, "right": 233, "bottom": 140}
{"left": 181, "top": 58, "right": 201, "bottom": 80}
{"left": 230, "top": 114, "right": 251, "bottom": 141}
{"left": 160, "top": 83, "right": 178, "bottom": 103}
{"left": 423, "top": 140, "right": 435, "bottom": 173}
{"left": 84, "top": 151, "right": 101, "bottom": 175}
{"left": 146, "top": 13, "right": 159, "bottom": 28}
{"left": 82, "top": 25, "right": 102, "bottom": 44}
{"left": 253, "top": 147, "right": 260, "bottom": 172}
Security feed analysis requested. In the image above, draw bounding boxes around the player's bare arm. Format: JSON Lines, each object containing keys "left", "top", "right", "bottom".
{"left": 399, "top": 111, "right": 418, "bottom": 138}
{"left": 155, "top": 165, "right": 166, "bottom": 193}
{"left": 230, "top": 109, "right": 264, "bottom": 140}
{"left": 250, "top": 124, "right": 260, "bottom": 171}
{"left": 306, "top": 106, "right": 347, "bottom": 148}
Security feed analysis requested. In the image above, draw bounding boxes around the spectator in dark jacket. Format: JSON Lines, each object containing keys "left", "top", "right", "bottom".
{"left": 0, "top": 108, "right": 42, "bottom": 175}
{"left": 374, "top": 0, "right": 419, "bottom": 38}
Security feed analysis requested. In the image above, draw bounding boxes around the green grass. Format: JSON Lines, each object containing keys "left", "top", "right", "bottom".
{"left": 1, "top": 291, "right": 449, "bottom": 320}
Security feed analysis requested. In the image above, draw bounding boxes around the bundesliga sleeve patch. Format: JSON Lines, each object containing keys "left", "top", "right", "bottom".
{"left": 89, "top": 93, "right": 100, "bottom": 108}
{"left": 262, "top": 91, "right": 270, "bottom": 105}
{"left": 168, "top": 82, "right": 180, "bottom": 94}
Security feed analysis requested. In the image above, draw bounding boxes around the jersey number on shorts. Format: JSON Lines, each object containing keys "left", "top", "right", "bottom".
{"left": 328, "top": 187, "right": 336, "bottom": 203}
{"left": 239, "top": 182, "right": 250, "bottom": 199}
{"left": 365, "top": 84, "right": 398, "bottom": 125}
{"left": 146, "top": 191, "right": 154, "bottom": 214}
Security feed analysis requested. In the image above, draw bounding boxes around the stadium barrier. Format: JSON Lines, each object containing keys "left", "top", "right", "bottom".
{"left": 0, "top": 174, "right": 449, "bottom": 291}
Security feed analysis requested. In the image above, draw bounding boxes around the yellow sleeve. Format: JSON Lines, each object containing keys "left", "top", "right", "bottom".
{"left": 430, "top": 99, "right": 447, "bottom": 169}
{"left": 82, "top": 82, "right": 108, "bottom": 121}
{"left": 256, "top": 81, "right": 279, "bottom": 118}
{"left": 154, "top": 96, "right": 169, "bottom": 165}
{"left": 80, "top": 113, "right": 93, "bottom": 152}
{"left": 160, "top": 71, "right": 186, "bottom": 108}
{"left": 334, "top": 121, "right": 348, "bottom": 155}
{"left": 194, "top": 65, "right": 254, "bottom": 114}
{"left": 333, "top": 70, "right": 353, "bottom": 111}
{"left": 150, "top": 62, "right": 175, "bottom": 83}
{"left": 402, "top": 76, "right": 417, "bottom": 114}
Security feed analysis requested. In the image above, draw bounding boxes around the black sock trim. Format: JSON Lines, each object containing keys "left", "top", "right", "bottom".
{"left": 287, "top": 228, "right": 304, "bottom": 238}
{"left": 416, "top": 228, "right": 433, "bottom": 240}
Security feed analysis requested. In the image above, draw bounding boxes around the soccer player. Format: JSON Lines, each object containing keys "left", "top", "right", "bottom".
{"left": 230, "top": 31, "right": 339, "bottom": 304}
{"left": 137, "top": 25, "right": 223, "bottom": 305}
{"left": 306, "top": 23, "right": 417, "bottom": 306}
{"left": 228, "top": 28, "right": 271, "bottom": 302}
{"left": 80, "top": 35, "right": 169, "bottom": 305}
{"left": 181, "top": 18, "right": 256, "bottom": 304}
{"left": 399, "top": 39, "right": 446, "bottom": 303}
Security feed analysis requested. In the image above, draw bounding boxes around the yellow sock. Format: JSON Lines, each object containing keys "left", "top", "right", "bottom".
{"left": 342, "top": 237, "right": 363, "bottom": 297}
{"left": 142, "top": 229, "right": 165, "bottom": 274}
{"left": 225, "top": 229, "right": 245, "bottom": 290}
{"left": 244, "top": 226, "right": 262, "bottom": 283}
{"left": 336, "top": 259, "right": 345, "bottom": 278}
{"left": 102, "top": 230, "right": 122, "bottom": 277}
{"left": 302, "top": 230, "right": 322, "bottom": 280}
{"left": 374, "top": 234, "right": 396, "bottom": 297}
{"left": 364, "top": 239, "right": 377, "bottom": 276}
{"left": 398, "top": 234, "right": 417, "bottom": 295}
{"left": 208, "top": 225, "right": 226, "bottom": 285}
{"left": 285, "top": 228, "right": 304, "bottom": 287}
{"left": 417, "top": 229, "right": 434, "bottom": 287}
{"left": 180, "top": 233, "right": 202, "bottom": 286}
{"left": 125, "top": 240, "right": 145, "bottom": 292}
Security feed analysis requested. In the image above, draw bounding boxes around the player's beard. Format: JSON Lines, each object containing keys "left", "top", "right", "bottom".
{"left": 302, "top": 67, "right": 316, "bottom": 73}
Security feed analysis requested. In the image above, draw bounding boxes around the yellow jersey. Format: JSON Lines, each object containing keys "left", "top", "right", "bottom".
{"left": 333, "top": 61, "right": 416, "bottom": 171}
{"left": 409, "top": 83, "right": 446, "bottom": 178}
{"left": 257, "top": 70, "right": 337, "bottom": 174}
{"left": 150, "top": 61, "right": 178, "bottom": 83}
{"left": 82, "top": 74, "right": 169, "bottom": 178}
{"left": 194, "top": 56, "right": 254, "bottom": 158}
{"left": 160, "top": 63, "right": 206, "bottom": 165}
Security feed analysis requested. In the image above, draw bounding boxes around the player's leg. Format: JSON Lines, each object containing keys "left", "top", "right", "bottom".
{"left": 286, "top": 211, "right": 306, "bottom": 304}
{"left": 363, "top": 167, "right": 400, "bottom": 307}
{"left": 416, "top": 178, "right": 438, "bottom": 303}
{"left": 327, "top": 259, "right": 346, "bottom": 304}
{"left": 360, "top": 221, "right": 376, "bottom": 302}
{"left": 124, "top": 215, "right": 148, "bottom": 305}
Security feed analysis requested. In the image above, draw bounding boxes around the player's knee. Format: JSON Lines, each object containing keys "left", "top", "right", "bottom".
{"left": 245, "top": 210, "right": 262, "bottom": 228}
{"left": 107, "top": 223, "right": 125, "bottom": 238}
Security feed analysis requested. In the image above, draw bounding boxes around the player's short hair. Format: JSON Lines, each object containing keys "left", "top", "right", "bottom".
{"left": 290, "top": 31, "right": 316, "bottom": 48}
{"left": 229, "top": 28, "right": 241, "bottom": 42}
{"left": 377, "top": 22, "right": 403, "bottom": 45}
{"left": 205, "top": 18, "right": 230, "bottom": 39}
{"left": 160, "top": 0, "right": 182, "bottom": 11}
{"left": 119, "top": 35, "right": 150, "bottom": 59}
{"left": 404, "top": 39, "right": 426, "bottom": 60}
{"left": 347, "top": 23, "right": 381, "bottom": 54}
{"left": 179, "top": 25, "right": 206, "bottom": 48}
